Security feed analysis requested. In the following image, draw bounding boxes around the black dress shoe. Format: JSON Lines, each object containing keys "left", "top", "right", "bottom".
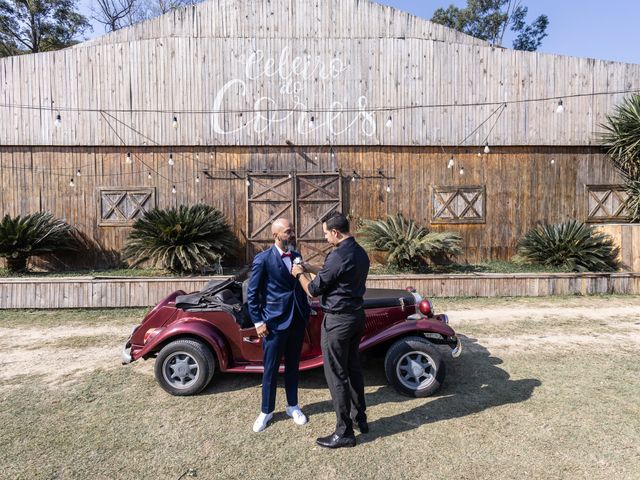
{"left": 355, "top": 420, "right": 369, "bottom": 434}
{"left": 316, "top": 433, "right": 356, "bottom": 449}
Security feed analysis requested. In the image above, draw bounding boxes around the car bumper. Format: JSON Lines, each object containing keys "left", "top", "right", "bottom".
{"left": 121, "top": 325, "right": 139, "bottom": 364}
{"left": 451, "top": 335, "right": 462, "bottom": 358}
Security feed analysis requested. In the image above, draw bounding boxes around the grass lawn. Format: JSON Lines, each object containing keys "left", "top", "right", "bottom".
{"left": 1, "top": 297, "right": 639, "bottom": 479}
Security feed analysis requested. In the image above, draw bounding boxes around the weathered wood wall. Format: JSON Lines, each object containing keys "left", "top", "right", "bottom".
{"left": 597, "top": 224, "right": 640, "bottom": 271}
{"left": 1, "top": 32, "right": 639, "bottom": 146}
{"left": 1, "top": 273, "right": 639, "bottom": 309}
{"left": 0, "top": 145, "right": 626, "bottom": 265}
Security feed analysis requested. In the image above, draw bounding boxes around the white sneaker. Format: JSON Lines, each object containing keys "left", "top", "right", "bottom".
{"left": 252, "top": 412, "right": 273, "bottom": 433}
{"left": 285, "top": 405, "right": 308, "bottom": 426}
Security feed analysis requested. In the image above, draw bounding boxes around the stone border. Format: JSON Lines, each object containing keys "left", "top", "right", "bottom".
{"left": 0, "top": 272, "right": 639, "bottom": 309}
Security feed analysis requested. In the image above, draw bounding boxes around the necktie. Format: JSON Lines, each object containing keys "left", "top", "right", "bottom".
{"left": 281, "top": 252, "right": 292, "bottom": 259}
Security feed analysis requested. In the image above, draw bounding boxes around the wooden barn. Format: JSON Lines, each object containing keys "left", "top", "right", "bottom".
{"left": 1, "top": 0, "right": 639, "bottom": 267}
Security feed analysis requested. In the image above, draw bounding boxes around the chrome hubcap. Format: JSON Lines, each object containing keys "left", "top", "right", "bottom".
{"left": 163, "top": 351, "right": 200, "bottom": 389}
{"left": 396, "top": 351, "right": 435, "bottom": 390}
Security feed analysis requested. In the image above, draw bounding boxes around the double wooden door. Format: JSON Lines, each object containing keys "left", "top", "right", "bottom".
{"left": 246, "top": 172, "right": 342, "bottom": 263}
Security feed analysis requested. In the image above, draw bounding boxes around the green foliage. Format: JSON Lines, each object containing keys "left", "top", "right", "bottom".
{"left": 600, "top": 93, "right": 640, "bottom": 181}
{"left": 624, "top": 179, "right": 640, "bottom": 223}
{"left": 358, "top": 214, "right": 462, "bottom": 271}
{"left": 0, "top": 212, "right": 75, "bottom": 272}
{"left": 431, "top": 0, "right": 549, "bottom": 51}
{"left": 122, "top": 204, "right": 236, "bottom": 274}
{"left": 0, "top": 0, "right": 90, "bottom": 57}
{"left": 517, "top": 220, "right": 620, "bottom": 272}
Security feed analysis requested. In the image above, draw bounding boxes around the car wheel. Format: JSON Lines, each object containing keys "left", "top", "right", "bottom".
{"left": 384, "top": 336, "right": 445, "bottom": 398}
{"left": 154, "top": 338, "right": 215, "bottom": 396}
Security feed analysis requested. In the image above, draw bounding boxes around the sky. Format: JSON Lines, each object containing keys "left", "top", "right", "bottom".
{"left": 80, "top": 0, "right": 640, "bottom": 64}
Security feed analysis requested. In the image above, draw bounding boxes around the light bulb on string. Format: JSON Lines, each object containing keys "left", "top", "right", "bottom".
{"left": 556, "top": 100, "right": 564, "bottom": 113}
{"left": 351, "top": 175, "right": 356, "bottom": 183}
{"left": 76, "top": 169, "right": 81, "bottom": 177}
{"left": 288, "top": 172, "right": 292, "bottom": 179}
{"left": 195, "top": 175, "right": 200, "bottom": 183}
{"left": 69, "top": 178, "right": 75, "bottom": 187}
{"left": 484, "top": 143, "right": 491, "bottom": 154}
{"left": 171, "top": 185, "right": 177, "bottom": 194}
{"left": 308, "top": 115, "right": 315, "bottom": 128}
{"left": 55, "top": 114, "right": 61, "bottom": 126}
{"left": 147, "top": 171, "right": 152, "bottom": 180}
{"left": 168, "top": 153, "right": 174, "bottom": 166}
{"left": 385, "top": 116, "right": 393, "bottom": 128}
{"left": 459, "top": 166, "right": 465, "bottom": 175}
{"left": 447, "top": 156, "right": 455, "bottom": 169}
{"left": 126, "top": 152, "right": 132, "bottom": 164}
{"left": 172, "top": 116, "right": 178, "bottom": 128}
{"left": 246, "top": 179, "right": 251, "bottom": 187}
{"left": 550, "top": 158, "right": 555, "bottom": 165}
{"left": 386, "top": 184, "right": 391, "bottom": 193}
{"left": 477, "top": 151, "right": 482, "bottom": 157}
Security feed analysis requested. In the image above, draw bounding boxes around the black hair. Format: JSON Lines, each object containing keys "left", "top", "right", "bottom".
{"left": 322, "top": 211, "right": 349, "bottom": 234}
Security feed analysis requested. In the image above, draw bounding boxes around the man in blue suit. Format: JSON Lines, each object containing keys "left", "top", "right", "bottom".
{"left": 247, "top": 218, "right": 311, "bottom": 432}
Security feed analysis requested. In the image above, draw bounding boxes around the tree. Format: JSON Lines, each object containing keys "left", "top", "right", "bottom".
{"left": 139, "top": 0, "right": 200, "bottom": 18}
{"left": 0, "top": 0, "right": 90, "bottom": 56}
{"left": 600, "top": 93, "right": 640, "bottom": 222}
{"left": 92, "top": 0, "right": 139, "bottom": 32}
{"left": 431, "top": 0, "right": 549, "bottom": 51}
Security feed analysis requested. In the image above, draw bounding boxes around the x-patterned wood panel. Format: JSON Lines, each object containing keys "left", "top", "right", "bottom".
{"left": 586, "top": 185, "right": 630, "bottom": 223}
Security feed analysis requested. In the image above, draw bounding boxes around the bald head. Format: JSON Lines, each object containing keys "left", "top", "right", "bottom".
{"left": 271, "top": 218, "right": 293, "bottom": 235}
{"left": 272, "top": 218, "right": 296, "bottom": 250}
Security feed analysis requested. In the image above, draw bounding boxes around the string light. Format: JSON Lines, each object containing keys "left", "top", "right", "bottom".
{"left": 245, "top": 179, "right": 251, "bottom": 187}
{"left": 125, "top": 152, "right": 132, "bottom": 164}
{"left": 195, "top": 175, "right": 200, "bottom": 183}
{"left": 148, "top": 171, "right": 152, "bottom": 179}
{"left": 556, "top": 100, "right": 565, "bottom": 113}
{"left": 55, "top": 114, "right": 61, "bottom": 126}
{"left": 385, "top": 116, "right": 393, "bottom": 128}
{"left": 550, "top": 158, "right": 555, "bottom": 164}
{"left": 308, "top": 115, "right": 315, "bottom": 128}
{"left": 168, "top": 153, "right": 174, "bottom": 166}
{"left": 447, "top": 156, "right": 455, "bottom": 169}
{"left": 171, "top": 185, "right": 177, "bottom": 194}
{"left": 76, "top": 169, "right": 81, "bottom": 177}
{"left": 287, "top": 172, "right": 292, "bottom": 179}
{"left": 459, "top": 166, "right": 465, "bottom": 175}
{"left": 172, "top": 115, "right": 178, "bottom": 128}
{"left": 386, "top": 184, "right": 391, "bottom": 192}
{"left": 69, "top": 177, "right": 75, "bottom": 187}
{"left": 484, "top": 142, "right": 491, "bottom": 154}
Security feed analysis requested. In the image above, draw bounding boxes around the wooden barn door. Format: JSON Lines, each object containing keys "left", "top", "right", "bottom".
{"left": 246, "top": 172, "right": 342, "bottom": 263}
{"left": 294, "top": 172, "right": 342, "bottom": 263}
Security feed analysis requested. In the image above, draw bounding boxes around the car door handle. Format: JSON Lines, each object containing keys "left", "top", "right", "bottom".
{"left": 243, "top": 336, "right": 261, "bottom": 344}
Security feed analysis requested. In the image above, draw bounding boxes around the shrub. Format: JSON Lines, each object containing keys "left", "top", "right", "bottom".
{"left": 358, "top": 214, "right": 462, "bottom": 270}
{"left": 0, "top": 212, "right": 75, "bottom": 273}
{"left": 122, "top": 204, "right": 236, "bottom": 274}
{"left": 517, "top": 220, "right": 619, "bottom": 272}
{"left": 600, "top": 93, "right": 640, "bottom": 180}
{"left": 624, "top": 179, "right": 640, "bottom": 222}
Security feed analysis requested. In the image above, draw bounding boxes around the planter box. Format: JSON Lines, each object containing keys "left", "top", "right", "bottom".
{"left": 0, "top": 273, "right": 639, "bottom": 309}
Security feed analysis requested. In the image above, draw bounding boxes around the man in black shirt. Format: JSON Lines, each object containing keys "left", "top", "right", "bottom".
{"left": 292, "top": 212, "right": 370, "bottom": 449}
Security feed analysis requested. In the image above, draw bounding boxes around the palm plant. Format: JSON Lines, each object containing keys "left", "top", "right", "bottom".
{"left": 122, "top": 204, "right": 236, "bottom": 274}
{"left": 600, "top": 94, "right": 640, "bottom": 180}
{"left": 600, "top": 94, "right": 640, "bottom": 223}
{"left": 358, "top": 214, "right": 462, "bottom": 270}
{"left": 517, "top": 220, "right": 619, "bottom": 272}
{"left": 0, "top": 212, "right": 75, "bottom": 273}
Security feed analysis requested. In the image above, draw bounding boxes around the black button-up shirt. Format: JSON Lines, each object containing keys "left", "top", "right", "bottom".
{"left": 307, "top": 236, "right": 370, "bottom": 313}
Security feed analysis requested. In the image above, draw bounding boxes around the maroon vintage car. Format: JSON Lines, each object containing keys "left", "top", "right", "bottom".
{"left": 122, "top": 274, "right": 462, "bottom": 397}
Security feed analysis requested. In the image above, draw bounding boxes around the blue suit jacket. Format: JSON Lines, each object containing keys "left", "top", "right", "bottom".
{"left": 247, "top": 246, "right": 311, "bottom": 330}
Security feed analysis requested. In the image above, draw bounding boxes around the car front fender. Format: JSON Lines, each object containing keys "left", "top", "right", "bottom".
{"left": 360, "top": 317, "right": 457, "bottom": 351}
{"left": 133, "top": 318, "right": 230, "bottom": 371}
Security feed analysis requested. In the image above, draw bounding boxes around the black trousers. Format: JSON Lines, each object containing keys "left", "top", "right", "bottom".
{"left": 321, "top": 310, "right": 367, "bottom": 436}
